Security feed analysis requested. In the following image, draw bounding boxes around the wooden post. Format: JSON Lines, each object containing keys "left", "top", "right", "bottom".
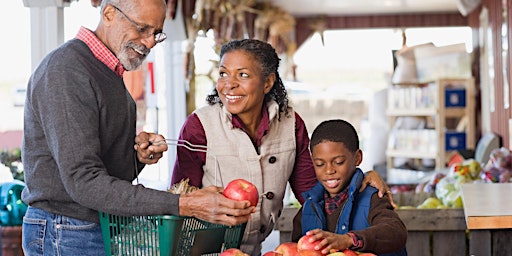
{"left": 1, "top": 226, "right": 24, "bottom": 256}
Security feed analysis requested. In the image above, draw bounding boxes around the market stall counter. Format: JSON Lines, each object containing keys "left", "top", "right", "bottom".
{"left": 461, "top": 183, "right": 512, "bottom": 256}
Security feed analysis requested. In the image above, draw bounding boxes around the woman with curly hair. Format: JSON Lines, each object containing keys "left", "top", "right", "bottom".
{"left": 171, "top": 39, "right": 387, "bottom": 255}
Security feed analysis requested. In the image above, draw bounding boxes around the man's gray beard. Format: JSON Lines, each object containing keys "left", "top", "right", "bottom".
{"left": 118, "top": 49, "right": 146, "bottom": 71}
{"left": 119, "top": 41, "right": 150, "bottom": 71}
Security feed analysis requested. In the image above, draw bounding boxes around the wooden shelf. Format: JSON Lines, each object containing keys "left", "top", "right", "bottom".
{"left": 387, "top": 106, "right": 466, "bottom": 117}
{"left": 386, "top": 78, "right": 475, "bottom": 183}
{"left": 386, "top": 108, "right": 436, "bottom": 116}
{"left": 445, "top": 107, "right": 467, "bottom": 117}
{"left": 386, "top": 149, "right": 437, "bottom": 159}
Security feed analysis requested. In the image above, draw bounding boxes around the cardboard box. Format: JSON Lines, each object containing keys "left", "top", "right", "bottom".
{"left": 414, "top": 43, "right": 471, "bottom": 83}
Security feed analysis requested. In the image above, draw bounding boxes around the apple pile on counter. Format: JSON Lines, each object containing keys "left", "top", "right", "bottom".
{"left": 217, "top": 179, "right": 376, "bottom": 255}
{"left": 220, "top": 234, "right": 376, "bottom": 256}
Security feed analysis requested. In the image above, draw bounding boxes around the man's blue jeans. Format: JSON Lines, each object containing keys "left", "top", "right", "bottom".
{"left": 22, "top": 206, "right": 105, "bottom": 255}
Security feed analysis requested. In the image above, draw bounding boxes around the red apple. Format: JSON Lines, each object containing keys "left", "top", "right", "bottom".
{"left": 220, "top": 248, "right": 249, "bottom": 256}
{"left": 297, "top": 250, "right": 324, "bottom": 256}
{"left": 263, "top": 252, "right": 283, "bottom": 256}
{"left": 223, "top": 179, "right": 259, "bottom": 207}
{"left": 297, "top": 234, "right": 325, "bottom": 255}
{"left": 341, "top": 249, "right": 357, "bottom": 256}
{"left": 275, "top": 242, "right": 299, "bottom": 256}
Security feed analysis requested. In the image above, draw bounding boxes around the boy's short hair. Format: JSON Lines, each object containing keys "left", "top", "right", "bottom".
{"left": 310, "top": 119, "right": 359, "bottom": 153}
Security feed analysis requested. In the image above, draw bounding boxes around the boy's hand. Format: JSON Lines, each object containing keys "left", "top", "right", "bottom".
{"left": 360, "top": 170, "right": 396, "bottom": 208}
{"left": 305, "top": 229, "right": 354, "bottom": 255}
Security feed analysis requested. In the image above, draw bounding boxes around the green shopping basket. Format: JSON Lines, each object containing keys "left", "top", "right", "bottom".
{"left": 100, "top": 139, "right": 245, "bottom": 255}
{"left": 99, "top": 212, "right": 246, "bottom": 256}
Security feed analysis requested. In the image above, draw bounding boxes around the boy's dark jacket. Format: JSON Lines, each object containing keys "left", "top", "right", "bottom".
{"left": 294, "top": 168, "right": 407, "bottom": 256}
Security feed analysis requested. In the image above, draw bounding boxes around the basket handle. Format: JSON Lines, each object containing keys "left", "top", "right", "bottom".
{"left": 134, "top": 139, "right": 221, "bottom": 187}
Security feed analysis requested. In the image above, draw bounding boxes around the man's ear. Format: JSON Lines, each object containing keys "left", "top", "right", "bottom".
{"left": 102, "top": 4, "right": 117, "bottom": 26}
{"left": 264, "top": 73, "right": 276, "bottom": 94}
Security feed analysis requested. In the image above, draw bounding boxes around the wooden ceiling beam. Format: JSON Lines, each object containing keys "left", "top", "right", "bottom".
{"left": 295, "top": 12, "right": 468, "bottom": 48}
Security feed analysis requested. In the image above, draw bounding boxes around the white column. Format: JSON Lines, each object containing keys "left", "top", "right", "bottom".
{"left": 23, "top": 0, "right": 72, "bottom": 71}
{"left": 135, "top": 7, "right": 188, "bottom": 190}
{"left": 159, "top": 10, "right": 188, "bottom": 180}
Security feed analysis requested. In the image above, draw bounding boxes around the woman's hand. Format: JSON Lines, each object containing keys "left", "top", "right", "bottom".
{"left": 134, "top": 132, "right": 168, "bottom": 164}
{"left": 360, "top": 170, "right": 396, "bottom": 208}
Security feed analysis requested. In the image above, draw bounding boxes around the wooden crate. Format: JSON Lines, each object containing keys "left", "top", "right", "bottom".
{"left": 392, "top": 191, "right": 434, "bottom": 207}
{"left": 1, "top": 226, "right": 24, "bottom": 256}
{"left": 396, "top": 208, "right": 468, "bottom": 256}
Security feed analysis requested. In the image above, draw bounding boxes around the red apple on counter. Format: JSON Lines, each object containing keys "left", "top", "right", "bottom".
{"left": 297, "top": 234, "right": 326, "bottom": 255}
{"left": 223, "top": 179, "right": 259, "bottom": 207}
{"left": 324, "top": 252, "right": 345, "bottom": 256}
{"left": 263, "top": 251, "right": 283, "bottom": 256}
{"left": 297, "top": 250, "right": 324, "bottom": 256}
{"left": 220, "top": 248, "right": 249, "bottom": 256}
{"left": 275, "top": 242, "right": 299, "bottom": 256}
{"left": 341, "top": 249, "right": 357, "bottom": 256}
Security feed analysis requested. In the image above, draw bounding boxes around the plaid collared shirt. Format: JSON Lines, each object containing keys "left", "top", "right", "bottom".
{"left": 75, "top": 27, "right": 125, "bottom": 77}
{"left": 324, "top": 188, "right": 364, "bottom": 249}
{"left": 324, "top": 188, "right": 348, "bottom": 215}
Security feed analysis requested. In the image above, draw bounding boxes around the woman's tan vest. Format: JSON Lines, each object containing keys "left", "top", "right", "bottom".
{"left": 194, "top": 100, "right": 296, "bottom": 255}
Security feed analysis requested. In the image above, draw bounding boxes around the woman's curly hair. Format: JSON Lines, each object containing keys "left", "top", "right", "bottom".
{"left": 206, "top": 39, "right": 290, "bottom": 119}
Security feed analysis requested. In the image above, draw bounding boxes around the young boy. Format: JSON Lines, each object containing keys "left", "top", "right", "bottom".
{"left": 292, "top": 119, "right": 407, "bottom": 255}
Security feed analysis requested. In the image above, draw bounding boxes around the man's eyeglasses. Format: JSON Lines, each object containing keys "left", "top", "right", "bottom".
{"left": 111, "top": 5, "right": 167, "bottom": 44}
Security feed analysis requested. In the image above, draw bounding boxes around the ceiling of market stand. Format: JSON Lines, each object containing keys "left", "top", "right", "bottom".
{"left": 84, "top": 0, "right": 469, "bottom": 83}
{"left": 88, "top": 0, "right": 461, "bottom": 17}
{"left": 270, "top": 0, "right": 459, "bottom": 16}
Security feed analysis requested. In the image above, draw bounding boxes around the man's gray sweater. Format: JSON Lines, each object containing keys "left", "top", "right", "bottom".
{"left": 22, "top": 39, "right": 179, "bottom": 223}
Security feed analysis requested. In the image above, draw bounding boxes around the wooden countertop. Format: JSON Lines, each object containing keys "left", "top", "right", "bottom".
{"left": 460, "top": 183, "right": 512, "bottom": 229}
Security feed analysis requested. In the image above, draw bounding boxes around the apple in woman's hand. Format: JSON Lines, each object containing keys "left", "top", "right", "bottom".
{"left": 223, "top": 179, "right": 259, "bottom": 207}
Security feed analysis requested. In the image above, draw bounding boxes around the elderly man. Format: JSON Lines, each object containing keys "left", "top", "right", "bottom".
{"left": 21, "top": 0, "right": 254, "bottom": 254}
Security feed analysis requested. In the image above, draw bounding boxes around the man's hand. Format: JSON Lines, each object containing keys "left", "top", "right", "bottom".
{"left": 360, "top": 170, "right": 396, "bottom": 208}
{"left": 134, "top": 132, "right": 168, "bottom": 164}
{"left": 179, "top": 186, "right": 256, "bottom": 226}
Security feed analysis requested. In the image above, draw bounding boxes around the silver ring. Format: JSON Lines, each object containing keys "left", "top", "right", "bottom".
{"left": 149, "top": 154, "right": 154, "bottom": 159}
